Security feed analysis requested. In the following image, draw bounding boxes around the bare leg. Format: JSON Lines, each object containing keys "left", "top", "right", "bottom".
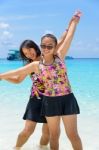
{"left": 14, "top": 120, "right": 36, "bottom": 148}
{"left": 62, "top": 115, "right": 83, "bottom": 150}
{"left": 40, "top": 123, "right": 49, "bottom": 146}
{"left": 46, "top": 116, "right": 60, "bottom": 150}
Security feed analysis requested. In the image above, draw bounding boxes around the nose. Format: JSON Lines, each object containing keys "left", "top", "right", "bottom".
{"left": 44, "top": 47, "right": 49, "bottom": 50}
{"left": 26, "top": 53, "right": 31, "bottom": 58}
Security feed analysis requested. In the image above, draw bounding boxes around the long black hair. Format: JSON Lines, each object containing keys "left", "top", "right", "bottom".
{"left": 20, "top": 40, "right": 41, "bottom": 63}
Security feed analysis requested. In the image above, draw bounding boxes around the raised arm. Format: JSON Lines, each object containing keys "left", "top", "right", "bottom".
{"left": 56, "top": 16, "right": 75, "bottom": 50}
{"left": 0, "top": 61, "right": 38, "bottom": 80}
{"left": 57, "top": 11, "right": 82, "bottom": 60}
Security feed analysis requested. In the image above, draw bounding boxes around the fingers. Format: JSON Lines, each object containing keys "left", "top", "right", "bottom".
{"left": 67, "top": 10, "right": 82, "bottom": 29}
{"left": 72, "top": 10, "right": 82, "bottom": 24}
{"left": 74, "top": 10, "right": 82, "bottom": 18}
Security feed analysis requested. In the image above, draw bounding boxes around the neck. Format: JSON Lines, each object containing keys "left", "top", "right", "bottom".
{"left": 43, "top": 55, "right": 54, "bottom": 65}
{"left": 34, "top": 56, "right": 41, "bottom": 61}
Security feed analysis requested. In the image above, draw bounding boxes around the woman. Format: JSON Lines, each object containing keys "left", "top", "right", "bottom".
{"left": 3, "top": 40, "right": 50, "bottom": 149}
{"left": 39, "top": 33, "right": 83, "bottom": 150}
{"left": 0, "top": 11, "right": 82, "bottom": 150}
{"left": 1, "top": 14, "right": 75, "bottom": 150}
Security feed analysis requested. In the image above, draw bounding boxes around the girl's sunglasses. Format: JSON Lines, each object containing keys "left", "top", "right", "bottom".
{"left": 40, "top": 44, "right": 54, "bottom": 50}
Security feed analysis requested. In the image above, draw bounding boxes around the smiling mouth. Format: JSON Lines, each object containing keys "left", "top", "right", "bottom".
{"left": 30, "top": 54, "right": 35, "bottom": 60}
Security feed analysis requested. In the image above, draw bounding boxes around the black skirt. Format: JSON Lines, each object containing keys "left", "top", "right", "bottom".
{"left": 41, "top": 93, "right": 80, "bottom": 117}
{"left": 23, "top": 95, "right": 47, "bottom": 123}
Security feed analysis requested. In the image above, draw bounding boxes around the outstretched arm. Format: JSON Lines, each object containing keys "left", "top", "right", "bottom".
{"left": 57, "top": 10, "right": 82, "bottom": 60}
{"left": 0, "top": 61, "right": 38, "bottom": 80}
{"left": 2, "top": 74, "right": 27, "bottom": 84}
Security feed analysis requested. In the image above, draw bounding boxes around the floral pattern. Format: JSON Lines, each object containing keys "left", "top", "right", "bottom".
{"left": 30, "top": 72, "right": 45, "bottom": 98}
{"left": 39, "top": 56, "right": 72, "bottom": 96}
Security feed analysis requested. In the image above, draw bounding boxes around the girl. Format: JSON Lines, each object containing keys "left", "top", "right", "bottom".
{"left": 0, "top": 11, "right": 82, "bottom": 150}
{"left": 2, "top": 40, "right": 50, "bottom": 149}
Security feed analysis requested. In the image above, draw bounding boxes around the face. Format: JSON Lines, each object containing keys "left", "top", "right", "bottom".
{"left": 22, "top": 47, "right": 37, "bottom": 61}
{"left": 40, "top": 37, "right": 56, "bottom": 56}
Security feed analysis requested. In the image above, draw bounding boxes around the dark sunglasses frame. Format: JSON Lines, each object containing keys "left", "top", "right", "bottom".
{"left": 40, "top": 44, "right": 54, "bottom": 50}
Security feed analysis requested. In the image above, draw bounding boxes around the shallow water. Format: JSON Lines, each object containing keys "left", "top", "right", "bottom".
{"left": 0, "top": 59, "right": 99, "bottom": 149}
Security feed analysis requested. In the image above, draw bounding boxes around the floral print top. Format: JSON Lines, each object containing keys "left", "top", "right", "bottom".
{"left": 39, "top": 56, "right": 72, "bottom": 96}
{"left": 30, "top": 72, "right": 45, "bottom": 98}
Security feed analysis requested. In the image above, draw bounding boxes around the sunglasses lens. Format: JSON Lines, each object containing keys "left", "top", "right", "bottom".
{"left": 40, "top": 45, "right": 46, "bottom": 49}
{"left": 47, "top": 46, "right": 53, "bottom": 50}
{"left": 40, "top": 45, "right": 53, "bottom": 50}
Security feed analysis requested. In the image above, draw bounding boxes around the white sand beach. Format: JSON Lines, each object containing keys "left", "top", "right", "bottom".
{"left": 0, "top": 112, "right": 99, "bottom": 150}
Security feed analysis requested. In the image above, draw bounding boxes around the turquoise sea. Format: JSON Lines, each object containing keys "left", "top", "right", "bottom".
{"left": 0, "top": 59, "right": 99, "bottom": 150}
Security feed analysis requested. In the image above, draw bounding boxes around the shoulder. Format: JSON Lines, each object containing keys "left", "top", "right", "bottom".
{"left": 54, "top": 54, "right": 64, "bottom": 62}
{"left": 56, "top": 50, "right": 65, "bottom": 61}
{"left": 26, "top": 61, "right": 39, "bottom": 67}
{"left": 22, "top": 61, "right": 39, "bottom": 74}
{"left": 31, "top": 61, "right": 39, "bottom": 73}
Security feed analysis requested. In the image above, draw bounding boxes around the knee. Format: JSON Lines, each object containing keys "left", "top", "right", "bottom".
{"left": 42, "top": 125, "right": 49, "bottom": 138}
{"left": 19, "top": 128, "right": 34, "bottom": 137}
{"left": 50, "top": 131, "right": 60, "bottom": 141}
{"left": 41, "top": 131, "right": 49, "bottom": 143}
{"left": 43, "top": 130, "right": 49, "bottom": 138}
{"left": 43, "top": 133, "right": 49, "bottom": 141}
{"left": 67, "top": 131, "right": 80, "bottom": 141}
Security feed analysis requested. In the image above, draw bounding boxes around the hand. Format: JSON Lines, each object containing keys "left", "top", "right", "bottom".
{"left": 68, "top": 10, "right": 82, "bottom": 28}
{"left": 74, "top": 10, "right": 82, "bottom": 18}
{"left": 72, "top": 10, "right": 82, "bottom": 24}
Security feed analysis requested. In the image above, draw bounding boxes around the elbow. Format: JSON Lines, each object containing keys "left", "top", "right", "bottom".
{"left": 16, "top": 78, "right": 22, "bottom": 83}
{"left": 13, "top": 80, "right": 21, "bottom": 84}
{"left": 15, "top": 81, "right": 21, "bottom": 84}
{"left": 14, "top": 77, "right": 23, "bottom": 83}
